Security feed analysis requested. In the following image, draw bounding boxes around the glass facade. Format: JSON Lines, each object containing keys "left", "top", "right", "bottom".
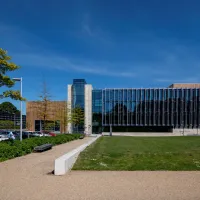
{"left": 72, "top": 79, "right": 86, "bottom": 132}
{"left": 72, "top": 79, "right": 86, "bottom": 109}
{"left": 102, "top": 88, "right": 200, "bottom": 128}
{"left": 92, "top": 90, "right": 102, "bottom": 133}
{"left": 35, "top": 120, "right": 60, "bottom": 131}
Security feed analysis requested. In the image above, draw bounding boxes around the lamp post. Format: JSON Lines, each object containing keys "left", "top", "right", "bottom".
{"left": 13, "top": 77, "right": 23, "bottom": 141}
{"left": 13, "top": 113, "right": 16, "bottom": 130}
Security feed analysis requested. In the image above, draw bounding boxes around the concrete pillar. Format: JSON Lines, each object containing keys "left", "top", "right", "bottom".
{"left": 67, "top": 85, "right": 72, "bottom": 133}
{"left": 84, "top": 84, "right": 93, "bottom": 135}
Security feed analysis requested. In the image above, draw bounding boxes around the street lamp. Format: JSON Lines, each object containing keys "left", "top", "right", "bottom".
{"left": 13, "top": 77, "right": 23, "bottom": 141}
{"left": 12, "top": 113, "right": 16, "bottom": 130}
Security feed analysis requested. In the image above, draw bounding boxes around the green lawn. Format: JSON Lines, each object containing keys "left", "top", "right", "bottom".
{"left": 73, "top": 136, "right": 200, "bottom": 170}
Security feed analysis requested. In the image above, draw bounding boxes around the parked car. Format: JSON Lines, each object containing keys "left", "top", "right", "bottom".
{"left": 13, "top": 131, "right": 31, "bottom": 139}
{"left": 41, "top": 132, "right": 52, "bottom": 137}
{"left": 0, "top": 131, "right": 15, "bottom": 140}
{"left": 30, "top": 131, "right": 42, "bottom": 137}
{"left": 0, "top": 131, "right": 9, "bottom": 141}
{"left": 26, "top": 131, "right": 51, "bottom": 137}
{"left": 12, "top": 131, "right": 20, "bottom": 139}
{"left": 48, "top": 132, "right": 57, "bottom": 137}
{"left": 41, "top": 131, "right": 56, "bottom": 137}
{"left": 31, "top": 131, "right": 50, "bottom": 137}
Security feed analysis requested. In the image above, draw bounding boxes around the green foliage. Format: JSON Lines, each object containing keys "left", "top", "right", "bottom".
{"left": 0, "top": 48, "right": 24, "bottom": 100}
{"left": 69, "top": 106, "right": 84, "bottom": 126}
{"left": 0, "top": 120, "right": 14, "bottom": 129}
{"left": 0, "top": 102, "right": 20, "bottom": 115}
{"left": 73, "top": 136, "right": 200, "bottom": 171}
{"left": 45, "top": 122, "right": 55, "bottom": 130}
{"left": 0, "top": 134, "right": 81, "bottom": 162}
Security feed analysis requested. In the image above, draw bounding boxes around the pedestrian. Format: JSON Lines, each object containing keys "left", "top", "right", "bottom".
{"left": 8, "top": 131, "right": 15, "bottom": 140}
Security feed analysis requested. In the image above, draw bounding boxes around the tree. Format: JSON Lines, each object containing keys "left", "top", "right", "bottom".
{"left": 0, "top": 48, "right": 24, "bottom": 100}
{"left": 0, "top": 102, "right": 20, "bottom": 115}
{"left": 45, "top": 121, "right": 55, "bottom": 131}
{"left": 0, "top": 120, "right": 14, "bottom": 129}
{"left": 54, "top": 101, "right": 68, "bottom": 133}
{"left": 68, "top": 106, "right": 84, "bottom": 132}
{"left": 37, "top": 81, "right": 51, "bottom": 131}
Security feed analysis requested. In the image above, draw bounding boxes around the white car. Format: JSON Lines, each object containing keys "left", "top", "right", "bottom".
{"left": 31, "top": 131, "right": 51, "bottom": 137}
{"left": 0, "top": 131, "right": 15, "bottom": 140}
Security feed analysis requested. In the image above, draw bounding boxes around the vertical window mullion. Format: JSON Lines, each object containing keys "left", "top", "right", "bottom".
{"left": 131, "top": 89, "right": 133, "bottom": 125}
{"left": 154, "top": 89, "right": 156, "bottom": 125}
{"left": 144, "top": 89, "right": 147, "bottom": 126}
{"left": 114, "top": 89, "right": 115, "bottom": 125}
{"left": 140, "top": 89, "right": 142, "bottom": 125}
{"left": 136, "top": 89, "right": 138, "bottom": 125}
{"left": 127, "top": 89, "right": 129, "bottom": 126}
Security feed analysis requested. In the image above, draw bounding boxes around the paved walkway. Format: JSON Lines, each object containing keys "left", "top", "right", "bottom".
{"left": 0, "top": 138, "right": 200, "bottom": 200}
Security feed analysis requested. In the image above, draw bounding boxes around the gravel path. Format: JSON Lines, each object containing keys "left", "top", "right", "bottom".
{"left": 0, "top": 137, "right": 200, "bottom": 200}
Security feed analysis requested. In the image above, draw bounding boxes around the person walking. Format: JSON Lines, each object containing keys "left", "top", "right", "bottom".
{"left": 8, "top": 131, "right": 15, "bottom": 140}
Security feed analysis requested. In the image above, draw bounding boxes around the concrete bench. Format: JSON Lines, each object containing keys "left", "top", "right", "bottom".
{"left": 34, "top": 144, "right": 52, "bottom": 152}
{"left": 54, "top": 135, "right": 101, "bottom": 175}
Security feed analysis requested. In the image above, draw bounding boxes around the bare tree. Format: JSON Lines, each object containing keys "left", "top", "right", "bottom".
{"left": 54, "top": 101, "right": 69, "bottom": 133}
{"left": 37, "top": 80, "right": 51, "bottom": 131}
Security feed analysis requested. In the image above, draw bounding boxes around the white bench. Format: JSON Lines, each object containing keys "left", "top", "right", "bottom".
{"left": 54, "top": 135, "right": 101, "bottom": 175}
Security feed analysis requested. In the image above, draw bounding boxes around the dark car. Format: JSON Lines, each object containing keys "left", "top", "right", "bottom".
{"left": 12, "top": 131, "right": 20, "bottom": 139}
{"left": 13, "top": 131, "right": 31, "bottom": 139}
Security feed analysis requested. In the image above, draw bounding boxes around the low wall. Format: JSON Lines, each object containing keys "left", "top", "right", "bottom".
{"left": 173, "top": 128, "right": 200, "bottom": 136}
{"left": 54, "top": 135, "right": 101, "bottom": 175}
{"left": 102, "top": 132, "right": 176, "bottom": 136}
{"left": 102, "top": 131, "right": 200, "bottom": 136}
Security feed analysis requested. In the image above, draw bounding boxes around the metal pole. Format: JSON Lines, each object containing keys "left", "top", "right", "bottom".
{"left": 20, "top": 77, "right": 23, "bottom": 141}
{"left": 14, "top": 114, "right": 15, "bottom": 130}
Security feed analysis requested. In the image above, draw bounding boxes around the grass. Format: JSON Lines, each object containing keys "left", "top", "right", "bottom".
{"left": 73, "top": 136, "right": 200, "bottom": 170}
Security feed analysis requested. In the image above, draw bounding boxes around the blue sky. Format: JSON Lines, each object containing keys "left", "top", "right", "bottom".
{"left": 1, "top": 0, "right": 200, "bottom": 113}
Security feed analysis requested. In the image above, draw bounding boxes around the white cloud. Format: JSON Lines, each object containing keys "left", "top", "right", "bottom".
{"left": 1, "top": 22, "right": 200, "bottom": 82}
{"left": 13, "top": 52, "right": 136, "bottom": 78}
{"left": 81, "top": 14, "right": 112, "bottom": 46}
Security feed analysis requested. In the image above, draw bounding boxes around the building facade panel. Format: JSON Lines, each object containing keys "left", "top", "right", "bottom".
{"left": 26, "top": 101, "right": 67, "bottom": 133}
{"left": 102, "top": 88, "right": 200, "bottom": 128}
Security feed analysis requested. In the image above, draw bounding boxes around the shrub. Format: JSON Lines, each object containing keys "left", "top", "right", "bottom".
{"left": 0, "top": 134, "right": 81, "bottom": 162}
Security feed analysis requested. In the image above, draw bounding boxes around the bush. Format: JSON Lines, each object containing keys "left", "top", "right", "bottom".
{"left": 0, "top": 134, "right": 81, "bottom": 162}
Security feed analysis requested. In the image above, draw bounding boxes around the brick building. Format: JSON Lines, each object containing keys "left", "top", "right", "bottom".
{"left": 26, "top": 101, "right": 67, "bottom": 133}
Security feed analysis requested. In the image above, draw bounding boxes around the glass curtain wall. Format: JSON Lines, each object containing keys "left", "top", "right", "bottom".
{"left": 72, "top": 79, "right": 86, "bottom": 132}
{"left": 92, "top": 90, "right": 102, "bottom": 133}
{"left": 102, "top": 88, "right": 200, "bottom": 128}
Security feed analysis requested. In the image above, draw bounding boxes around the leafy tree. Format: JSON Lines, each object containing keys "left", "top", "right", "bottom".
{"left": 0, "top": 120, "right": 14, "bottom": 129}
{"left": 45, "top": 121, "right": 55, "bottom": 131}
{"left": 68, "top": 106, "right": 84, "bottom": 132}
{"left": 0, "top": 48, "right": 24, "bottom": 100}
{"left": 0, "top": 102, "right": 20, "bottom": 115}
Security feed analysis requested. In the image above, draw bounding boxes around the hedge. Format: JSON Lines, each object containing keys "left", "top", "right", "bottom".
{"left": 0, "top": 134, "right": 81, "bottom": 162}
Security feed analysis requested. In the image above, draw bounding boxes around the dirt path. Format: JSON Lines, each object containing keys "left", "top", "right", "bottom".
{"left": 0, "top": 137, "right": 200, "bottom": 200}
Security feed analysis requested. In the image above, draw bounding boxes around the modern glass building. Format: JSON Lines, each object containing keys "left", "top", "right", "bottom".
{"left": 71, "top": 79, "right": 86, "bottom": 132}
{"left": 72, "top": 79, "right": 86, "bottom": 109}
{"left": 68, "top": 80, "right": 200, "bottom": 134}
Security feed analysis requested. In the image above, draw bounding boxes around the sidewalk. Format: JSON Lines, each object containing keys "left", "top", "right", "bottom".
{"left": 0, "top": 137, "right": 200, "bottom": 200}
